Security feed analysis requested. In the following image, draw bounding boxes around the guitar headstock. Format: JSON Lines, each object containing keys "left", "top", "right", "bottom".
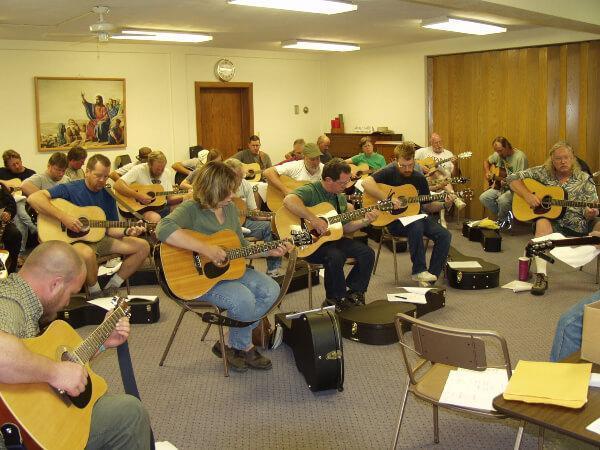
{"left": 456, "top": 189, "right": 474, "bottom": 201}
{"left": 526, "top": 240, "right": 554, "bottom": 256}
{"left": 458, "top": 151, "right": 473, "bottom": 159}
{"left": 451, "top": 177, "right": 470, "bottom": 184}
{"left": 376, "top": 199, "right": 395, "bottom": 211}
{"left": 113, "top": 297, "right": 131, "bottom": 317}
{"left": 346, "top": 193, "right": 363, "bottom": 202}
{"left": 290, "top": 230, "right": 314, "bottom": 247}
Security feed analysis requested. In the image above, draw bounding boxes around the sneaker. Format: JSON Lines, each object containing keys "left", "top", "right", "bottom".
{"left": 266, "top": 268, "right": 284, "bottom": 278}
{"left": 531, "top": 273, "right": 548, "bottom": 296}
{"left": 211, "top": 342, "right": 248, "bottom": 372}
{"left": 411, "top": 271, "right": 437, "bottom": 282}
{"left": 244, "top": 347, "right": 272, "bottom": 370}
{"left": 89, "top": 286, "right": 120, "bottom": 300}
{"left": 454, "top": 198, "right": 466, "bottom": 211}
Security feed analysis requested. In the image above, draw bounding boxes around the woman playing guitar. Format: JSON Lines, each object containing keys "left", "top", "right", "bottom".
{"left": 155, "top": 161, "right": 291, "bottom": 373}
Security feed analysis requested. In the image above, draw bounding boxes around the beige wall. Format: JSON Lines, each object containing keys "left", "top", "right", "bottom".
{"left": 321, "top": 27, "right": 599, "bottom": 148}
{"left": 0, "top": 40, "right": 325, "bottom": 173}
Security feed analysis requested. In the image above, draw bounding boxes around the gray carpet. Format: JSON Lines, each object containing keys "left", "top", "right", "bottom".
{"left": 86, "top": 220, "right": 599, "bottom": 449}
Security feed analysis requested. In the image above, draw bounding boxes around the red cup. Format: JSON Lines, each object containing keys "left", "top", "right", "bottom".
{"left": 518, "top": 257, "right": 530, "bottom": 281}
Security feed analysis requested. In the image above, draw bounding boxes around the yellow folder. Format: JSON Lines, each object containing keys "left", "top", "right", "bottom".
{"left": 503, "top": 361, "right": 591, "bottom": 408}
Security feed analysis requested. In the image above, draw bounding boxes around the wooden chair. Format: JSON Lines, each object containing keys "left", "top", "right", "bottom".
{"left": 392, "top": 313, "right": 518, "bottom": 448}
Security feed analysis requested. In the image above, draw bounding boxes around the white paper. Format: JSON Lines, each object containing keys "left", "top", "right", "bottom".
{"left": 87, "top": 297, "right": 117, "bottom": 311}
{"left": 531, "top": 232, "right": 600, "bottom": 268}
{"left": 397, "top": 286, "right": 434, "bottom": 294}
{"left": 590, "top": 373, "right": 600, "bottom": 388}
{"left": 387, "top": 292, "right": 427, "bottom": 304}
{"left": 439, "top": 367, "right": 509, "bottom": 411}
{"left": 155, "top": 442, "right": 179, "bottom": 450}
{"left": 501, "top": 280, "right": 533, "bottom": 293}
{"left": 398, "top": 213, "right": 427, "bottom": 226}
{"left": 127, "top": 295, "right": 158, "bottom": 301}
{"left": 0, "top": 252, "right": 7, "bottom": 264}
{"left": 354, "top": 179, "right": 364, "bottom": 192}
{"left": 531, "top": 232, "right": 565, "bottom": 242}
{"left": 447, "top": 261, "right": 482, "bottom": 269}
{"left": 586, "top": 417, "right": 600, "bottom": 435}
{"left": 319, "top": 269, "right": 325, "bottom": 279}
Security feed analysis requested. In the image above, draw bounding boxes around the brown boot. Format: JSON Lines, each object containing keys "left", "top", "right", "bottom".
{"left": 244, "top": 347, "right": 272, "bottom": 370}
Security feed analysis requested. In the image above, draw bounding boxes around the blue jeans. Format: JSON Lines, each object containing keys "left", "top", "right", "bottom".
{"left": 479, "top": 188, "right": 513, "bottom": 222}
{"left": 199, "top": 268, "right": 279, "bottom": 350}
{"left": 550, "top": 290, "right": 600, "bottom": 361}
{"left": 244, "top": 218, "right": 281, "bottom": 271}
{"left": 305, "top": 237, "right": 375, "bottom": 300}
{"left": 388, "top": 216, "right": 451, "bottom": 277}
{"left": 13, "top": 199, "right": 36, "bottom": 254}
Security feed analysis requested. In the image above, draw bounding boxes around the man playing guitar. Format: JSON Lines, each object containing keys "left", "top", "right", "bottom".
{"left": 0, "top": 241, "right": 151, "bottom": 449}
{"left": 508, "top": 141, "right": 599, "bottom": 296}
{"left": 283, "top": 158, "right": 378, "bottom": 311}
{"left": 156, "top": 161, "right": 290, "bottom": 372}
{"left": 0, "top": 184, "right": 21, "bottom": 274}
{"left": 28, "top": 155, "right": 150, "bottom": 299}
{"left": 479, "top": 136, "right": 528, "bottom": 229}
{"left": 362, "top": 142, "right": 452, "bottom": 285}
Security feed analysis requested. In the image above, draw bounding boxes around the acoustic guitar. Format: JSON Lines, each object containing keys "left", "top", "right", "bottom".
{"left": 113, "top": 183, "right": 188, "bottom": 215}
{"left": 362, "top": 183, "right": 473, "bottom": 227}
{"left": 242, "top": 163, "right": 262, "bottom": 182}
{"left": 486, "top": 164, "right": 507, "bottom": 190}
{"left": 0, "top": 178, "right": 22, "bottom": 194}
{"left": 266, "top": 175, "right": 311, "bottom": 212}
{"left": 416, "top": 151, "right": 472, "bottom": 174}
{"left": 0, "top": 208, "right": 8, "bottom": 279}
{"left": 525, "top": 235, "right": 600, "bottom": 258}
{"left": 345, "top": 163, "right": 373, "bottom": 188}
{"left": 154, "top": 229, "right": 312, "bottom": 300}
{"left": 37, "top": 198, "right": 156, "bottom": 244}
{"left": 0, "top": 299, "right": 130, "bottom": 450}
{"left": 274, "top": 199, "right": 394, "bottom": 257}
{"left": 427, "top": 176, "right": 470, "bottom": 192}
{"left": 232, "top": 197, "right": 274, "bottom": 226}
{"left": 512, "top": 178, "right": 600, "bottom": 222}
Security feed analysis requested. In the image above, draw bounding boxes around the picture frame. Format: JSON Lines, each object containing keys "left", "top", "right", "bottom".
{"left": 34, "top": 77, "right": 126, "bottom": 152}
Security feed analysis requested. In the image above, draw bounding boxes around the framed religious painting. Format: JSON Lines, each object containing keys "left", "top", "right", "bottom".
{"left": 34, "top": 77, "right": 126, "bottom": 151}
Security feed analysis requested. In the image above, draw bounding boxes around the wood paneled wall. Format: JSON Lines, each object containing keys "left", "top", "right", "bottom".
{"left": 428, "top": 40, "right": 600, "bottom": 219}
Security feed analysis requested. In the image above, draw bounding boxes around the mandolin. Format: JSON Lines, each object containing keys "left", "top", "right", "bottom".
{"left": 113, "top": 183, "right": 188, "bottom": 215}
{"left": 274, "top": 199, "right": 394, "bottom": 257}
{"left": 416, "top": 151, "right": 472, "bottom": 174}
{"left": 155, "top": 229, "right": 312, "bottom": 300}
{"left": 0, "top": 298, "right": 130, "bottom": 450}
{"left": 362, "top": 183, "right": 473, "bottom": 226}
{"left": 37, "top": 198, "right": 156, "bottom": 244}
{"left": 512, "top": 178, "right": 600, "bottom": 222}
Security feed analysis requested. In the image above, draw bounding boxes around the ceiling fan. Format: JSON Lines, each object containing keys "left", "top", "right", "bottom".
{"left": 40, "top": 5, "right": 117, "bottom": 43}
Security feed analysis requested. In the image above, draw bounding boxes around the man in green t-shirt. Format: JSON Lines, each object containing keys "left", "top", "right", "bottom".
{"left": 283, "top": 158, "right": 378, "bottom": 310}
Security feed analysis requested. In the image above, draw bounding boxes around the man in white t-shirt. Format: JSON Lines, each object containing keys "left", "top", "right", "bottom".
{"left": 109, "top": 147, "right": 152, "bottom": 181}
{"left": 114, "top": 150, "right": 182, "bottom": 222}
{"left": 225, "top": 158, "right": 283, "bottom": 277}
{"left": 263, "top": 143, "right": 324, "bottom": 198}
{"left": 415, "top": 133, "right": 465, "bottom": 210}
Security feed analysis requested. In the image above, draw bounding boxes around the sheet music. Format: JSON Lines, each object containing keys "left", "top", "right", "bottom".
{"left": 502, "top": 280, "right": 533, "bottom": 293}
{"left": 396, "top": 286, "right": 435, "bottom": 294}
{"left": 439, "top": 368, "right": 509, "bottom": 411}
{"left": 387, "top": 293, "right": 427, "bottom": 304}
{"left": 398, "top": 214, "right": 427, "bottom": 226}
{"left": 586, "top": 417, "right": 600, "bottom": 435}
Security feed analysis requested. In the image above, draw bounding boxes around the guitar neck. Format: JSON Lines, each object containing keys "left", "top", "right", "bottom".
{"left": 153, "top": 190, "right": 187, "bottom": 197}
{"left": 328, "top": 204, "right": 384, "bottom": 225}
{"left": 88, "top": 220, "right": 139, "bottom": 228}
{"left": 246, "top": 210, "right": 273, "bottom": 218}
{"left": 551, "top": 199, "right": 600, "bottom": 209}
{"left": 70, "top": 305, "right": 128, "bottom": 363}
{"left": 547, "top": 236, "right": 600, "bottom": 247}
{"left": 225, "top": 237, "right": 293, "bottom": 260}
{"left": 410, "top": 192, "right": 446, "bottom": 203}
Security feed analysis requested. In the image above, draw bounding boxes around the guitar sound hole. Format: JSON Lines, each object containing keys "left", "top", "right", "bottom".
{"left": 68, "top": 374, "right": 93, "bottom": 409}
{"left": 67, "top": 217, "right": 90, "bottom": 238}
{"left": 204, "top": 261, "right": 230, "bottom": 279}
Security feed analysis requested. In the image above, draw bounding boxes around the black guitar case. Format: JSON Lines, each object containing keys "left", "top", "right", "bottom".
{"left": 275, "top": 309, "right": 344, "bottom": 392}
{"left": 446, "top": 246, "right": 500, "bottom": 289}
{"left": 337, "top": 300, "right": 417, "bottom": 345}
{"left": 57, "top": 296, "right": 160, "bottom": 328}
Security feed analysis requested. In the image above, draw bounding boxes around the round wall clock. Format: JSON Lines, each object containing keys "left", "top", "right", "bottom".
{"left": 214, "top": 58, "right": 235, "bottom": 82}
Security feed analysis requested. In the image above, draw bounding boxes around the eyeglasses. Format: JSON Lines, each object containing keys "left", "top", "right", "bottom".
{"left": 397, "top": 163, "right": 414, "bottom": 169}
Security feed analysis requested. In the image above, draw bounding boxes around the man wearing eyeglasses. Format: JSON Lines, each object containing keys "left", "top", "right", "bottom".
{"left": 362, "top": 142, "right": 453, "bottom": 285}
{"left": 282, "top": 158, "right": 377, "bottom": 311}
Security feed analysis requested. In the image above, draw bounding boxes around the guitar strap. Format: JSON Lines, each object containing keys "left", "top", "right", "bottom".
{"left": 104, "top": 186, "right": 146, "bottom": 222}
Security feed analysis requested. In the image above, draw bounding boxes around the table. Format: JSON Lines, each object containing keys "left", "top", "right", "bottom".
{"left": 492, "top": 353, "right": 600, "bottom": 447}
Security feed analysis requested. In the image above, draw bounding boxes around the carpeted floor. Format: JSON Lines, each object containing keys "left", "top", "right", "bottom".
{"left": 87, "top": 220, "right": 599, "bottom": 449}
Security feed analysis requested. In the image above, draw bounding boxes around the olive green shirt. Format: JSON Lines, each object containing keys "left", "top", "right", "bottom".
{"left": 156, "top": 199, "right": 247, "bottom": 245}
{"left": 0, "top": 274, "right": 43, "bottom": 338}
{"left": 292, "top": 182, "right": 350, "bottom": 224}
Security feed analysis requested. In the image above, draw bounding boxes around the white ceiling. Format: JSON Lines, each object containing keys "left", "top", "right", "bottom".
{"left": 0, "top": 0, "right": 598, "bottom": 51}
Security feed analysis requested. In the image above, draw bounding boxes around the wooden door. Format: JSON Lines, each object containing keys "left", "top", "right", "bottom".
{"left": 195, "top": 82, "right": 253, "bottom": 160}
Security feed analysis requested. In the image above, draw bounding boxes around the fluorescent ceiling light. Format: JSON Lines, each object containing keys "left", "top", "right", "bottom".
{"left": 421, "top": 17, "right": 506, "bottom": 35}
{"left": 111, "top": 30, "right": 213, "bottom": 43}
{"left": 227, "top": 0, "right": 357, "bottom": 15}
{"left": 282, "top": 39, "right": 359, "bottom": 52}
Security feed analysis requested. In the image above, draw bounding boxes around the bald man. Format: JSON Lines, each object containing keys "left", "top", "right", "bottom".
{"left": 317, "top": 135, "right": 333, "bottom": 164}
{"left": 0, "top": 241, "right": 151, "bottom": 449}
